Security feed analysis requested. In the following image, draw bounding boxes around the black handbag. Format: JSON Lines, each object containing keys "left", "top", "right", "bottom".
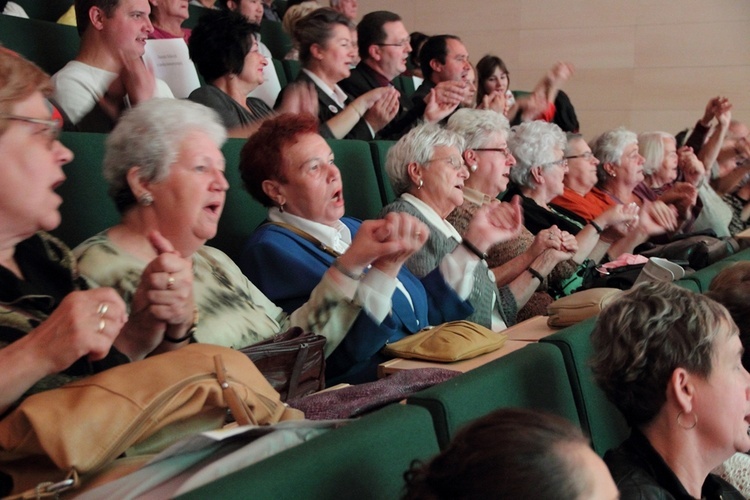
{"left": 639, "top": 231, "right": 739, "bottom": 270}
{"left": 240, "top": 327, "right": 326, "bottom": 402}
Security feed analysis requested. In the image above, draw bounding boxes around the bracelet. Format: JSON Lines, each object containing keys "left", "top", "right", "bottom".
{"left": 527, "top": 266, "right": 544, "bottom": 282}
{"left": 163, "top": 308, "right": 199, "bottom": 343}
{"left": 589, "top": 220, "right": 604, "bottom": 234}
{"left": 332, "top": 257, "right": 365, "bottom": 281}
{"left": 461, "top": 239, "right": 488, "bottom": 261}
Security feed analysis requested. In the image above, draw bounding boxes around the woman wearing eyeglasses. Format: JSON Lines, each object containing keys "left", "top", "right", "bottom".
{"left": 380, "top": 122, "right": 576, "bottom": 330}
{"left": 503, "top": 121, "right": 645, "bottom": 268}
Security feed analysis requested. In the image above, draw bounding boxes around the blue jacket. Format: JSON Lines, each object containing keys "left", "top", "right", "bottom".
{"left": 240, "top": 217, "right": 473, "bottom": 384}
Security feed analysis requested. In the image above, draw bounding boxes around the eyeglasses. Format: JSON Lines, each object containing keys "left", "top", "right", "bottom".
{"left": 542, "top": 158, "right": 568, "bottom": 168}
{"left": 564, "top": 152, "right": 595, "bottom": 160}
{"left": 474, "top": 147, "right": 512, "bottom": 157}
{"left": 426, "top": 156, "right": 466, "bottom": 170}
{"left": 0, "top": 113, "right": 61, "bottom": 141}
{"left": 375, "top": 37, "right": 411, "bottom": 48}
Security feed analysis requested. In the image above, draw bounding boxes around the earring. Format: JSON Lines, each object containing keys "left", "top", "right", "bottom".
{"left": 470, "top": 164, "right": 478, "bottom": 173}
{"left": 676, "top": 411, "right": 697, "bottom": 430}
{"left": 278, "top": 201, "right": 285, "bottom": 212}
{"left": 417, "top": 179, "right": 423, "bottom": 190}
{"left": 138, "top": 193, "right": 153, "bottom": 206}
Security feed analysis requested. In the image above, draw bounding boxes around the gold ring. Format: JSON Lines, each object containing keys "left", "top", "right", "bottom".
{"left": 167, "top": 276, "right": 176, "bottom": 290}
{"left": 97, "top": 302, "right": 108, "bottom": 316}
{"left": 98, "top": 319, "right": 106, "bottom": 333}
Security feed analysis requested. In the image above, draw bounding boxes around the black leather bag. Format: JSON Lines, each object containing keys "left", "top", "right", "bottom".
{"left": 240, "top": 327, "right": 326, "bottom": 402}
{"left": 639, "top": 232, "right": 739, "bottom": 270}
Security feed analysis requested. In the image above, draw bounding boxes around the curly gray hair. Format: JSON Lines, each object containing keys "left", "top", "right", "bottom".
{"left": 591, "top": 281, "right": 736, "bottom": 428}
{"left": 446, "top": 108, "right": 510, "bottom": 150}
{"left": 385, "top": 122, "right": 465, "bottom": 197}
{"left": 104, "top": 99, "right": 227, "bottom": 213}
{"left": 507, "top": 120, "right": 566, "bottom": 189}
{"left": 590, "top": 127, "right": 637, "bottom": 184}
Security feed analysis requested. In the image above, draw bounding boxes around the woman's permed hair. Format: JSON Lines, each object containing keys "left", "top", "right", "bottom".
{"left": 590, "top": 126, "right": 637, "bottom": 184}
{"left": 385, "top": 122, "right": 465, "bottom": 197}
{"left": 403, "top": 408, "right": 594, "bottom": 500}
{"left": 638, "top": 131, "right": 675, "bottom": 177}
{"left": 507, "top": 120, "right": 566, "bottom": 189}
{"left": 590, "top": 281, "right": 736, "bottom": 428}
{"left": 446, "top": 108, "right": 510, "bottom": 150}
{"left": 104, "top": 99, "right": 227, "bottom": 213}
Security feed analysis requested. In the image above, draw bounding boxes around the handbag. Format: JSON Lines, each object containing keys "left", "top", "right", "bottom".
{"left": 382, "top": 320, "right": 508, "bottom": 362}
{"left": 0, "top": 344, "right": 302, "bottom": 497}
{"left": 240, "top": 327, "right": 326, "bottom": 402}
{"left": 581, "top": 262, "right": 647, "bottom": 290}
{"left": 639, "top": 232, "right": 739, "bottom": 270}
{"left": 546, "top": 288, "right": 623, "bottom": 327}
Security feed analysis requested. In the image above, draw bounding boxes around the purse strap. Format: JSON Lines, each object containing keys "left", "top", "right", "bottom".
{"left": 287, "top": 342, "right": 310, "bottom": 399}
{"left": 263, "top": 221, "right": 341, "bottom": 259}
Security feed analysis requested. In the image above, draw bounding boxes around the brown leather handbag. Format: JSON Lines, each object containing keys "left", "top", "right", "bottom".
{"left": 240, "top": 327, "right": 326, "bottom": 401}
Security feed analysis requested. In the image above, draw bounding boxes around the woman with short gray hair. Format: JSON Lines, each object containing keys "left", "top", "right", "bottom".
{"left": 76, "top": 99, "right": 403, "bottom": 354}
{"left": 381, "top": 122, "right": 573, "bottom": 330}
{"left": 591, "top": 281, "right": 747, "bottom": 499}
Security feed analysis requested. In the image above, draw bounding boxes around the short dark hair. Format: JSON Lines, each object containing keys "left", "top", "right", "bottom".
{"left": 419, "top": 34, "right": 460, "bottom": 81}
{"left": 707, "top": 261, "right": 750, "bottom": 370}
{"left": 403, "top": 408, "right": 592, "bottom": 500}
{"left": 294, "top": 8, "right": 353, "bottom": 66}
{"left": 188, "top": 9, "right": 258, "bottom": 83}
{"left": 475, "top": 54, "right": 510, "bottom": 105}
{"left": 356, "top": 10, "right": 402, "bottom": 61}
{"left": 239, "top": 113, "right": 320, "bottom": 207}
{"left": 75, "top": 0, "right": 119, "bottom": 36}
{"left": 407, "top": 31, "right": 428, "bottom": 72}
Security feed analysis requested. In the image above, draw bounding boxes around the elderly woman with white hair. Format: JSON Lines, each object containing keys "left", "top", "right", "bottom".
{"left": 445, "top": 109, "right": 580, "bottom": 314}
{"left": 74, "top": 99, "right": 407, "bottom": 354}
{"left": 380, "top": 122, "right": 576, "bottom": 330}
{"left": 503, "top": 121, "right": 643, "bottom": 266}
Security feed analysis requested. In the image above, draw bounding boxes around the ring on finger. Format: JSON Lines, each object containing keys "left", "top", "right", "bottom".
{"left": 167, "top": 275, "right": 176, "bottom": 290}
{"left": 98, "top": 319, "right": 106, "bottom": 334}
{"left": 97, "top": 302, "right": 108, "bottom": 316}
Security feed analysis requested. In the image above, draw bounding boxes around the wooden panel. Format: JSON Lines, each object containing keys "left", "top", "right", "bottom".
{"left": 636, "top": 0, "right": 750, "bottom": 24}
{"left": 633, "top": 67, "right": 750, "bottom": 110}
{"left": 519, "top": 26, "right": 636, "bottom": 69}
{"left": 517, "top": 0, "right": 639, "bottom": 30}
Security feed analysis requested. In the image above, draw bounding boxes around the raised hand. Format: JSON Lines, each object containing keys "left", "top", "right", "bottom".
{"left": 364, "top": 87, "right": 400, "bottom": 132}
{"left": 464, "top": 196, "right": 524, "bottom": 253}
{"left": 370, "top": 212, "right": 430, "bottom": 277}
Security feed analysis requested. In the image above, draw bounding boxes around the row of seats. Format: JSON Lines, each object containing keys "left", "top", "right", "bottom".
{"left": 54, "top": 132, "right": 396, "bottom": 262}
{"left": 172, "top": 244, "right": 750, "bottom": 499}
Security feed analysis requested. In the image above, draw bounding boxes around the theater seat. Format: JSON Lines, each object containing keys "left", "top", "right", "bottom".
{"left": 0, "top": 16, "right": 79, "bottom": 75}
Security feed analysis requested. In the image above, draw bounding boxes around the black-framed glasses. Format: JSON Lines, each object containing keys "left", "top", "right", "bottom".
{"left": 0, "top": 113, "right": 61, "bottom": 141}
{"left": 375, "top": 37, "right": 411, "bottom": 48}
{"left": 564, "top": 151, "right": 595, "bottom": 160}
{"left": 474, "top": 147, "right": 512, "bottom": 157}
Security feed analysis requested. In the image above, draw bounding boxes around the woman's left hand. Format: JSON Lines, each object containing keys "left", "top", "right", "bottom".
{"left": 370, "top": 212, "right": 430, "bottom": 277}
{"left": 464, "top": 196, "right": 524, "bottom": 253}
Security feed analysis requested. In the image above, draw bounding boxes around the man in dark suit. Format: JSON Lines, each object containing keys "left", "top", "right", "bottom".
{"left": 340, "top": 12, "right": 467, "bottom": 139}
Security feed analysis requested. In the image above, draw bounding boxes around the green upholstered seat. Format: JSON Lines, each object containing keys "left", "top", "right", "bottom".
{"left": 328, "top": 139, "right": 385, "bottom": 221}
{"left": 726, "top": 247, "right": 750, "bottom": 261}
{"left": 392, "top": 75, "right": 416, "bottom": 99}
{"left": 208, "top": 138, "right": 269, "bottom": 263}
{"left": 12, "top": 0, "right": 73, "bottom": 22}
{"left": 680, "top": 258, "right": 738, "bottom": 292}
{"left": 407, "top": 343, "right": 581, "bottom": 449}
{"left": 540, "top": 317, "right": 629, "bottom": 456}
{"left": 52, "top": 132, "right": 119, "bottom": 248}
{"left": 368, "top": 140, "right": 396, "bottom": 206}
{"left": 281, "top": 59, "right": 301, "bottom": 83}
{"left": 176, "top": 404, "right": 439, "bottom": 500}
{"left": 0, "top": 16, "right": 79, "bottom": 75}
{"left": 183, "top": 4, "right": 210, "bottom": 29}
{"left": 272, "top": 58, "right": 287, "bottom": 88}
{"left": 674, "top": 278, "right": 701, "bottom": 293}
{"left": 259, "top": 19, "right": 292, "bottom": 60}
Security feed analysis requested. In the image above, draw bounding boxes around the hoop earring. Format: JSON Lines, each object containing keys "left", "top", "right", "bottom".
{"left": 676, "top": 411, "right": 697, "bottom": 430}
{"left": 417, "top": 179, "right": 423, "bottom": 190}
{"left": 138, "top": 193, "right": 153, "bottom": 206}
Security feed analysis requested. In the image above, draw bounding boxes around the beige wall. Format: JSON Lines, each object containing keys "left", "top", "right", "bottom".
{"left": 357, "top": 0, "right": 750, "bottom": 141}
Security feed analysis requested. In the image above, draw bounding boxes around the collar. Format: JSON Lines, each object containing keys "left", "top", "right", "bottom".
{"left": 401, "top": 193, "right": 462, "bottom": 242}
{"left": 268, "top": 207, "right": 352, "bottom": 254}
{"left": 462, "top": 187, "right": 493, "bottom": 206}
{"left": 302, "top": 69, "right": 348, "bottom": 108}
{"left": 361, "top": 61, "right": 393, "bottom": 87}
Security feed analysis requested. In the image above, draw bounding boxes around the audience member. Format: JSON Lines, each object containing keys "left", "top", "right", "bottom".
{"left": 240, "top": 113, "right": 476, "bottom": 384}
{"left": 219, "top": 0, "right": 283, "bottom": 108}
{"left": 148, "top": 0, "right": 191, "bottom": 41}
{"left": 403, "top": 408, "right": 619, "bottom": 500}
{"left": 74, "top": 99, "right": 405, "bottom": 357}
{"left": 380, "top": 122, "right": 576, "bottom": 330}
{"left": 262, "top": 0, "right": 280, "bottom": 21}
{"left": 0, "top": 51, "right": 185, "bottom": 415}
{"left": 592, "top": 282, "right": 747, "bottom": 499}
{"left": 51, "top": 0, "right": 174, "bottom": 131}
{"left": 281, "top": 1, "right": 320, "bottom": 60}
{"left": 329, "top": 0, "right": 355, "bottom": 21}
{"left": 283, "top": 8, "right": 399, "bottom": 140}
{"left": 187, "top": 9, "right": 316, "bottom": 136}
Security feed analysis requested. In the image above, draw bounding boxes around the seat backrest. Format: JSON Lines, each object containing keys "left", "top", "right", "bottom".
{"left": 207, "top": 138, "right": 269, "bottom": 263}
{"left": 175, "top": 404, "right": 440, "bottom": 500}
{"left": 680, "top": 258, "right": 737, "bottom": 292}
{"left": 282, "top": 59, "right": 301, "bottom": 82}
{"left": 369, "top": 140, "right": 397, "bottom": 206}
{"left": 52, "top": 132, "right": 119, "bottom": 248}
{"left": 329, "top": 139, "right": 385, "bottom": 221}
{"left": 540, "top": 317, "right": 629, "bottom": 456}
{"left": 407, "top": 343, "right": 580, "bottom": 449}
{"left": 0, "top": 16, "right": 79, "bottom": 75}
{"left": 272, "top": 58, "right": 287, "bottom": 88}
{"left": 183, "top": 4, "right": 210, "bottom": 29}
{"left": 259, "top": 19, "right": 292, "bottom": 60}
{"left": 12, "top": 0, "right": 73, "bottom": 22}
{"left": 392, "top": 75, "right": 416, "bottom": 99}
